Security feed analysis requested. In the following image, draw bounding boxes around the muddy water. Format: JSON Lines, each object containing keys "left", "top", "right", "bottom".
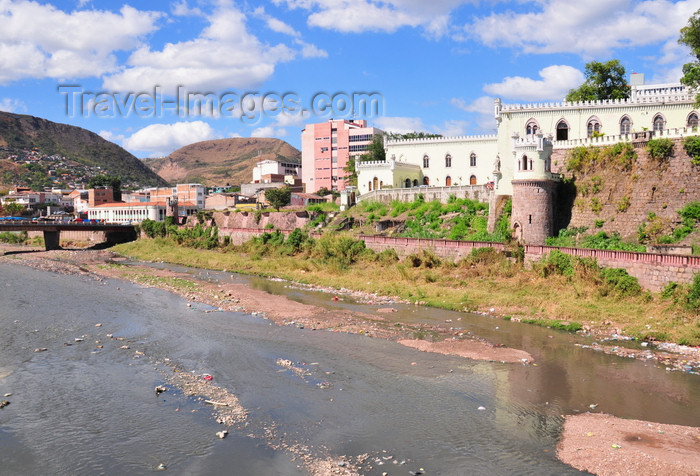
{"left": 1, "top": 261, "right": 698, "bottom": 475}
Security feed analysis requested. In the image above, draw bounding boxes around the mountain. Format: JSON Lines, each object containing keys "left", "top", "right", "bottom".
{"left": 0, "top": 111, "right": 168, "bottom": 187}
{"left": 142, "top": 137, "right": 301, "bottom": 187}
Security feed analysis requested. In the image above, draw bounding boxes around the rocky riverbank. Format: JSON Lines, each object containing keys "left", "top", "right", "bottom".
{"left": 2, "top": 244, "right": 699, "bottom": 476}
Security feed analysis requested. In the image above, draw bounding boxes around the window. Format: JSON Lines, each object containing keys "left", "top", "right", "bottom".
{"left": 445, "top": 154, "right": 452, "bottom": 167}
{"left": 520, "top": 155, "right": 529, "bottom": 171}
{"left": 688, "top": 113, "right": 699, "bottom": 129}
{"left": 620, "top": 116, "right": 631, "bottom": 135}
{"left": 423, "top": 176, "right": 430, "bottom": 186}
{"left": 404, "top": 178, "right": 411, "bottom": 188}
{"left": 526, "top": 120, "right": 539, "bottom": 136}
{"left": 470, "top": 153, "right": 477, "bottom": 167}
{"left": 469, "top": 175, "right": 477, "bottom": 185}
{"left": 556, "top": 121, "right": 569, "bottom": 141}
{"left": 445, "top": 176, "right": 452, "bottom": 186}
{"left": 423, "top": 155, "right": 430, "bottom": 168}
{"left": 653, "top": 115, "right": 665, "bottom": 133}
{"left": 587, "top": 118, "right": 601, "bottom": 137}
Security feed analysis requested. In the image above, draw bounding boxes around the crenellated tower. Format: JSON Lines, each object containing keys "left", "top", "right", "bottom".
{"left": 509, "top": 132, "right": 561, "bottom": 244}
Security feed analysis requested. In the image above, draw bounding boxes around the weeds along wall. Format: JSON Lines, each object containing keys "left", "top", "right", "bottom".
{"left": 550, "top": 137, "right": 700, "bottom": 239}
{"left": 525, "top": 245, "right": 700, "bottom": 291}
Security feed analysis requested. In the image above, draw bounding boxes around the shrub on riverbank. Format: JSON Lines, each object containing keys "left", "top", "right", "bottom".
{"left": 112, "top": 233, "right": 700, "bottom": 345}
{"left": 0, "top": 230, "right": 27, "bottom": 244}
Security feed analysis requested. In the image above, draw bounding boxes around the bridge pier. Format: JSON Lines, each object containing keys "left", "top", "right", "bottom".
{"left": 43, "top": 230, "right": 61, "bottom": 251}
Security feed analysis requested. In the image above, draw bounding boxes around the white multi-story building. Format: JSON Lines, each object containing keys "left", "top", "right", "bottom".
{"left": 357, "top": 76, "right": 700, "bottom": 244}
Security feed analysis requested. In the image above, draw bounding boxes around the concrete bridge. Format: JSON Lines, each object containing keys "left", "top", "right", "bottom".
{"left": 0, "top": 221, "right": 137, "bottom": 250}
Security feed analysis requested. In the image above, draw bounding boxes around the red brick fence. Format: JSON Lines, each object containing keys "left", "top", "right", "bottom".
{"left": 216, "top": 227, "right": 698, "bottom": 291}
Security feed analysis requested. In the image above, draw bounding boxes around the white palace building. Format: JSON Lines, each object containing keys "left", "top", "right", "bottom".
{"left": 356, "top": 75, "right": 700, "bottom": 243}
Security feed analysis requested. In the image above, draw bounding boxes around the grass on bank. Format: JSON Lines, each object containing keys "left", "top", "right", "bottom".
{"left": 111, "top": 231, "right": 700, "bottom": 346}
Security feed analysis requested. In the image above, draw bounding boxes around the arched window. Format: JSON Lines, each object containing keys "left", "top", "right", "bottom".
{"left": 587, "top": 117, "right": 601, "bottom": 137}
{"left": 368, "top": 181, "right": 372, "bottom": 191}
{"left": 688, "top": 112, "right": 699, "bottom": 129}
{"left": 423, "top": 155, "right": 430, "bottom": 168}
{"left": 653, "top": 114, "right": 665, "bottom": 133}
{"left": 526, "top": 120, "right": 539, "bottom": 136}
{"left": 412, "top": 179, "right": 418, "bottom": 187}
{"left": 445, "top": 176, "right": 452, "bottom": 186}
{"left": 423, "top": 176, "right": 430, "bottom": 186}
{"left": 469, "top": 175, "right": 477, "bottom": 185}
{"left": 556, "top": 120, "right": 569, "bottom": 141}
{"left": 620, "top": 116, "right": 632, "bottom": 135}
{"left": 372, "top": 177, "right": 378, "bottom": 190}
{"left": 445, "top": 154, "right": 452, "bottom": 168}
{"left": 404, "top": 178, "right": 411, "bottom": 188}
{"left": 521, "top": 155, "right": 529, "bottom": 171}
{"left": 470, "top": 153, "right": 477, "bottom": 167}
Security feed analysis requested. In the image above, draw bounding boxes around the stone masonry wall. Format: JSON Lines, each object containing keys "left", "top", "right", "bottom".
{"left": 525, "top": 245, "right": 700, "bottom": 291}
{"left": 550, "top": 138, "right": 700, "bottom": 240}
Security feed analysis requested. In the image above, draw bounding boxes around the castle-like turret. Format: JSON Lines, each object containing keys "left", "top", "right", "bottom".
{"left": 509, "top": 132, "right": 560, "bottom": 244}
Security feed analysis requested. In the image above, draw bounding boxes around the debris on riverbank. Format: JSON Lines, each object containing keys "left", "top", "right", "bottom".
{"left": 557, "top": 413, "right": 700, "bottom": 476}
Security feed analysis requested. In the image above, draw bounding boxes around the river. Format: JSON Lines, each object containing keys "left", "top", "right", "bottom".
{"left": 0, "top": 260, "right": 698, "bottom": 475}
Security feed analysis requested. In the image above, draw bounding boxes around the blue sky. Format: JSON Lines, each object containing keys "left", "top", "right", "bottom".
{"left": 0, "top": 0, "right": 698, "bottom": 157}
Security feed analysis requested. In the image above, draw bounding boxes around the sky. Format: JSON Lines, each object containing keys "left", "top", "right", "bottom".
{"left": 0, "top": 0, "right": 698, "bottom": 158}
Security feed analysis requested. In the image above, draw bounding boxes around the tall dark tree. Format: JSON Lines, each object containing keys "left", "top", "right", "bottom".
{"left": 343, "top": 134, "right": 386, "bottom": 187}
{"left": 566, "top": 60, "right": 630, "bottom": 101}
{"left": 680, "top": 9, "right": 700, "bottom": 104}
{"left": 265, "top": 186, "right": 291, "bottom": 211}
{"left": 88, "top": 175, "right": 122, "bottom": 201}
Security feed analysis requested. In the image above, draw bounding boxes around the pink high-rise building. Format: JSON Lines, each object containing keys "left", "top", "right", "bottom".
{"left": 301, "top": 119, "right": 383, "bottom": 193}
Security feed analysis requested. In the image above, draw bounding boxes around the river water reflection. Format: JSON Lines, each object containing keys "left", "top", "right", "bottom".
{"left": 0, "top": 261, "right": 698, "bottom": 475}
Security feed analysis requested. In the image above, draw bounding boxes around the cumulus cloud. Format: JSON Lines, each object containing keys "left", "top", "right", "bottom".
{"left": 450, "top": 95, "right": 498, "bottom": 132}
{"left": 103, "top": 5, "right": 296, "bottom": 92}
{"left": 373, "top": 116, "right": 426, "bottom": 133}
{"left": 98, "top": 129, "right": 126, "bottom": 144}
{"left": 274, "top": 0, "right": 465, "bottom": 36}
{"left": 122, "top": 121, "right": 219, "bottom": 156}
{"left": 0, "top": 1, "right": 162, "bottom": 84}
{"left": 0, "top": 97, "right": 25, "bottom": 113}
{"left": 482, "top": 65, "right": 585, "bottom": 101}
{"left": 250, "top": 125, "right": 288, "bottom": 138}
{"left": 468, "top": 0, "right": 698, "bottom": 58}
{"left": 171, "top": 0, "right": 204, "bottom": 17}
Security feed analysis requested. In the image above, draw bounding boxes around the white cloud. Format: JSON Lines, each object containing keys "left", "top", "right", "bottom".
{"left": 296, "top": 40, "right": 328, "bottom": 58}
{"left": 435, "top": 119, "right": 470, "bottom": 137}
{"left": 450, "top": 96, "right": 499, "bottom": 133}
{"left": 373, "top": 116, "right": 426, "bottom": 133}
{"left": 98, "top": 130, "right": 125, "bottom": 144}
{"left": 482, "top": 65, "right": 585, "bottom": 101}
{"left": 0, "top": 97, "right": 25, "bottom": 113}
{"left": 250, "top": 125, "right": 288, "bottom": 138}
{"left": 468, "top": 0, "right": 698, "bottom": 58}
{"left": 275, "top": 0, "right": 465, "bottom": 36}
{"left": 103, "top": 5, "right": 296, "bottom": 91}
{"left": 0, "top": 1, "right": 162, "bottom": 84}
{"left": 171, "top": 0, "right": 203, "bottom": 17}
{"left": 122, "top": 121, "right": 219, "bottom": 156}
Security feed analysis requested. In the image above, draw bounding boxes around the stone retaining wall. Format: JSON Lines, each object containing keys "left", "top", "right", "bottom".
{"left": 525, "top": 245, "right": 700, "bottom": 291}
{"left": 359, "top": 235, "right": 506, "bottom": 261}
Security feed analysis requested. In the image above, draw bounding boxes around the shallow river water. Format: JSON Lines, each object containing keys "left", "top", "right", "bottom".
{"left": 0, "top": 260, "right": 698, "bottom": 475}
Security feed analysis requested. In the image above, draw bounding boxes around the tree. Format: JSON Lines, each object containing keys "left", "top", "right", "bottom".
{"left": 343, "top": 134, "right": 386, "bottom": 187}
{"left": 680, "top": 8, "right": 700, "bottom": 104}
{"left": 89, "top": 175, "right": 122, "bottom": 201}
{"left": 342, "top": 156, "right": 358, "bottom": 187}
{"left": 265, "top": 186, "right": 291, "bottom": 211}
{"left": 566, "top": 60, "right": 630, "bottom": 102}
